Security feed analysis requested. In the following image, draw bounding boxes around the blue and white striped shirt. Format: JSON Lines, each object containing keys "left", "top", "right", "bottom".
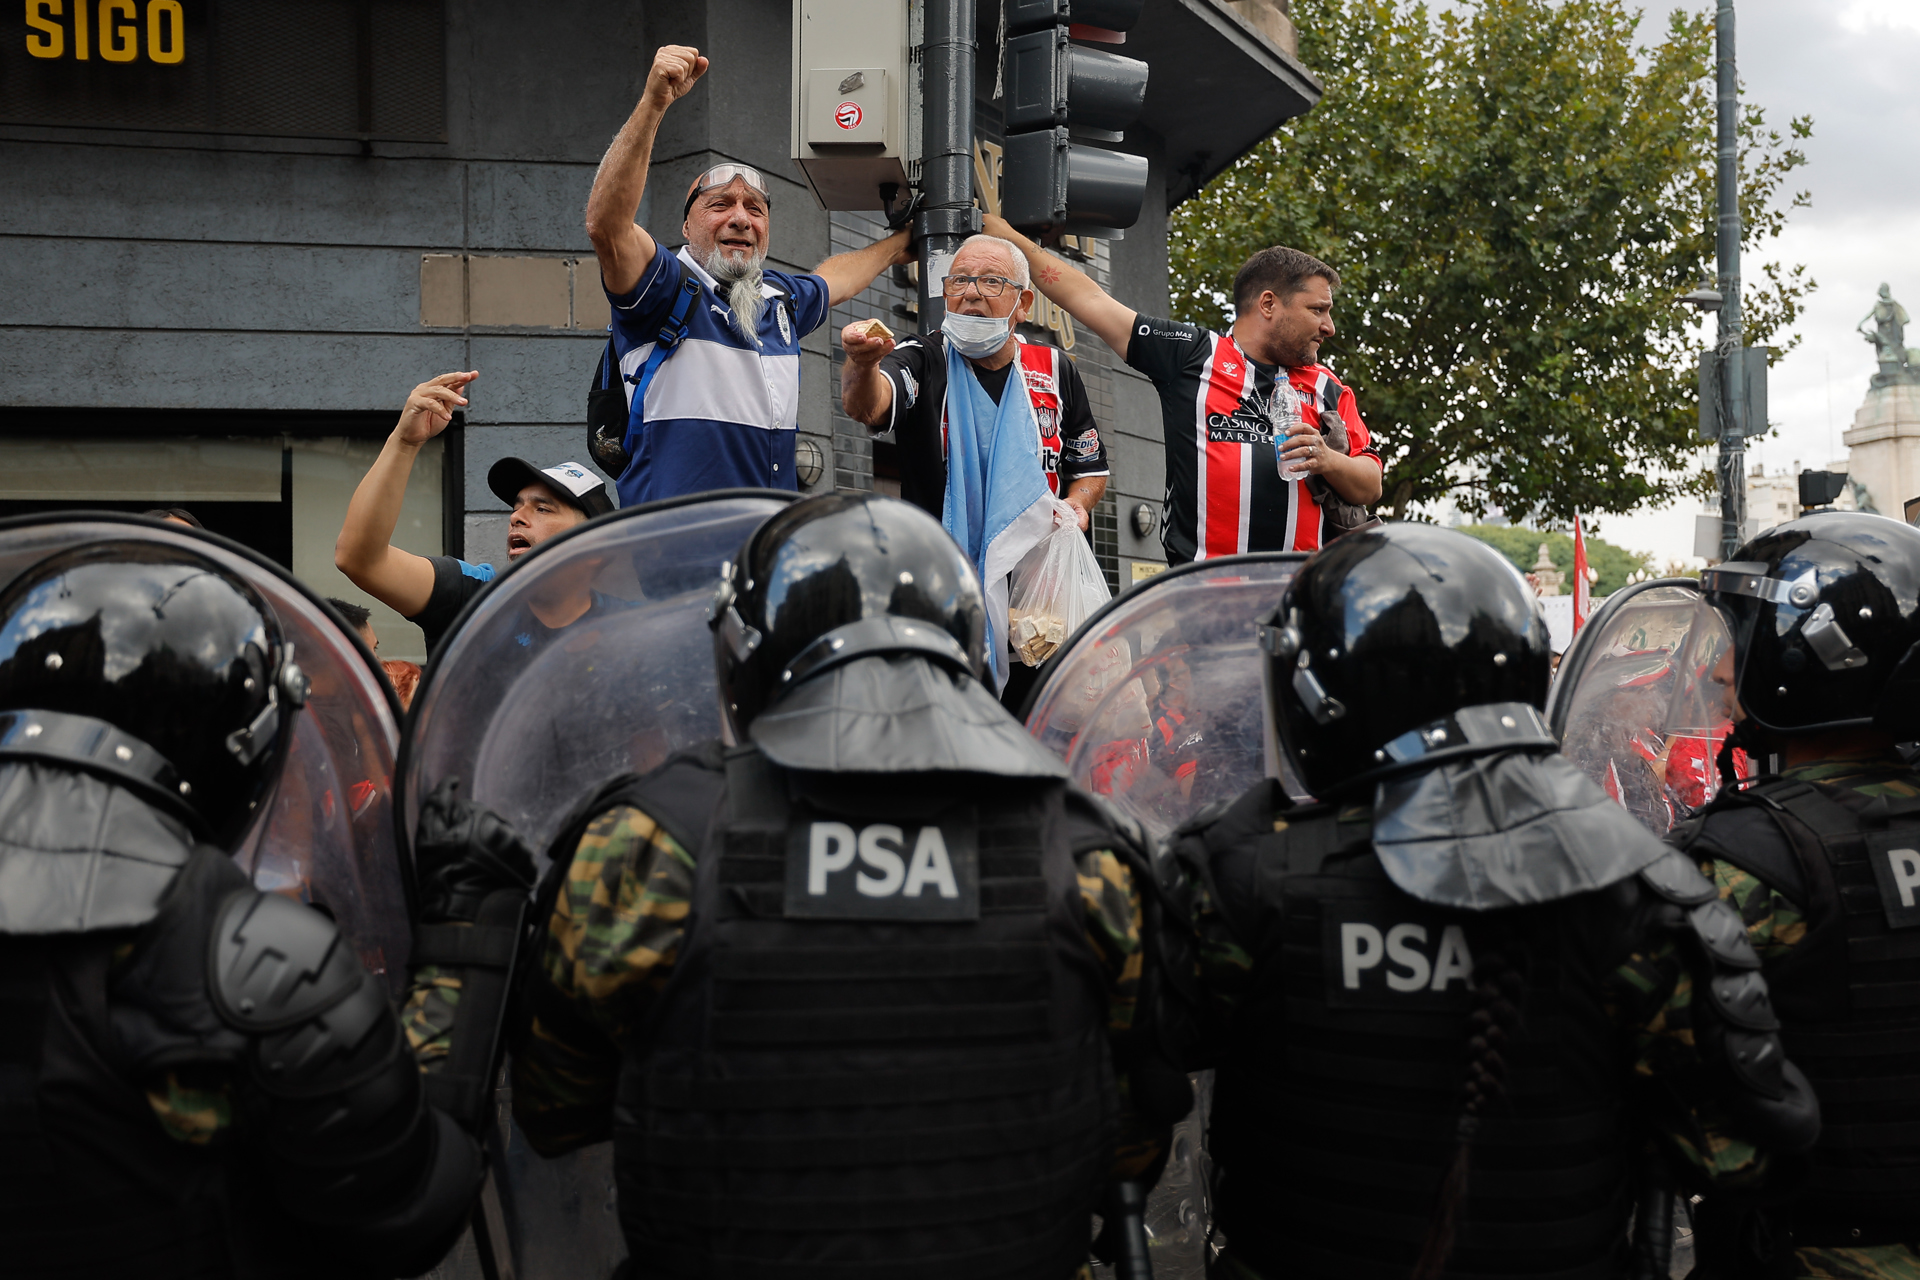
{"left": 608, "top": 246, "right": 830, "bottom": 507}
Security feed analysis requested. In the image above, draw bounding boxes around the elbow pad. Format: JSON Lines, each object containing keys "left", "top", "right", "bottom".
{"left": 1637, "top": 851, "right": 1822, "bottom": 1152}
{"left": 210, "top": 889, "right": 482, "bottom": 1268}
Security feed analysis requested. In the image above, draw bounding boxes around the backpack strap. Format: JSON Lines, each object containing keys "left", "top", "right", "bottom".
{"left": 623, "top": 277, "right": 703, "bottom": 430}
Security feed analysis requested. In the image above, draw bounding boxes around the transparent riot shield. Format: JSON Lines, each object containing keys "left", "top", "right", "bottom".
{"left": 1024, "top": 553, "right": 1307, "bottom": 844}
{"left": 1547, "top": 578, "right": 1745, "bottom": 835}
{"left": 399, "top": 489, "right": 793, "bottom": 1280}
{"left": 1023, "top": 552, "right": 1303, "bottom": 1280}
{"left": 0, "top": 513, "right": 410, "bottom": 990}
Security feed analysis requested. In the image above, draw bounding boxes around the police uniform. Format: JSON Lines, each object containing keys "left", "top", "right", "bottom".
{"left": 409, "top": 494, "right": 1165, "bottom": 1279}
{"left": 1155, "top": 523, "right": 1820, "bottom": 1280}
{"left": 0, "top": 539, "right": 481, "bottom": 1279}
{"left": 1667, "top": 513, "right": 1920, "bottom": 1279}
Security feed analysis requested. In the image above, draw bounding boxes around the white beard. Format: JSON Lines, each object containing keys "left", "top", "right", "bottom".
{"left": 704, "top": 246, "right": 768, "bottom": 347}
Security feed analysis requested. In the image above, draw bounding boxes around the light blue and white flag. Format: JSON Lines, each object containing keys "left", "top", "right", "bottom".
{"left": 942, "top": 341, "right": 1054, "bottom": 692}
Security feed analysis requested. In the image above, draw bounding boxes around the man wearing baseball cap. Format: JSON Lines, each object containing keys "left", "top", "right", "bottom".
{"left": 336, "top": 370, "right": 617, "bottom": 654}
{"left": 584, "top": 43, "right": 911, "bottom": 506}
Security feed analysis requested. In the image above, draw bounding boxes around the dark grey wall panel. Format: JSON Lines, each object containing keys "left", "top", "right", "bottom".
{"left": 0, "top": 142, "right": 466, "bottom": 247}
{"left": 467, "top": 163, "right": 598, "bottom": 253}
{"left": 464, "top": 333, "right": 608, "bottom": 424}
{"left": 0, "top": 239, "right": 422, "bottom": 332}
{"left": 0, "top": 328, "right": 468, "bottom": 409}
{"left": 448, "top": 0, "right": 649, "bottom": 163}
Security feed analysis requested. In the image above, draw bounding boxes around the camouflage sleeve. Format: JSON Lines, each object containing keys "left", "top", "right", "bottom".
{"left": 144, "top": 1068, "right": 235, "bottom": 1146}
{"left": 1191, "top": 868, "right": 1253, "bottom": 1025}
{"left": 1075, "top": 848, "right": 1177, "bottom": 1184}
{"left": 1704, "top": 856, "right": 1808, "bottom": 963}
{"left": 510, "top": 804, "right": 696, "bottom": 1156}
{"left": 400, "top": 962, "right": 460, "bottom": 1070}
{"left": 1075, "top": 848, "right": 1143, "bottom": 1034}
{"left": 1605, "top": 862, "right": 1799, "bottom": 1192}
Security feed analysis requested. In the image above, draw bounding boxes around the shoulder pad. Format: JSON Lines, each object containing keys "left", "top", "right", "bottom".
{"left": 1686, "top": 898, "right": 1762, "bottom": 970}
{"left": 1638, "top": 849, "right": 1719, "bottom": 906}
{"left": 209, "top": 889, "right": 366, "bottom": 1033}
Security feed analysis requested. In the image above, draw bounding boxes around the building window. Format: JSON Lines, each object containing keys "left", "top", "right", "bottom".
{"left": 5, "top": 0, "right": 446, "bottom": 142}
{"left": 0, "top": 430, "right": 446, "bottom": 660}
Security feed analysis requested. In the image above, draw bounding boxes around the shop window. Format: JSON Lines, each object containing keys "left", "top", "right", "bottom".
{"left": 0, "top": 432, "right": 445, "bottom": 661}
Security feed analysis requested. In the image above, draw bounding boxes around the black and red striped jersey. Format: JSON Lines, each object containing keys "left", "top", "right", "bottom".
{"left": 1125, "top": 316, "right": 1381, "bottom": 563}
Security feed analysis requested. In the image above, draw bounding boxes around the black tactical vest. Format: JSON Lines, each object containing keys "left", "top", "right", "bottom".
{"left": 1188, "top": 781, "right": 1637, "bottom": 1280}
{"left": 0, "top": 774, "right": 325, "bottom": 1279}
{"left": 592, "top": 744, "right": 1118, "bottom": 1280}
{"left": 1681, "top": 776, "right": 1920, "bottom": 1245}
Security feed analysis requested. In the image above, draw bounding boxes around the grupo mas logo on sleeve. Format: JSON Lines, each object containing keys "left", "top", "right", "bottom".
{"left": 784, "top": 809, "right": 980, "bottom": 921}
{"left": 1323, "top": 905, "right": 1476, "bottom": 1010}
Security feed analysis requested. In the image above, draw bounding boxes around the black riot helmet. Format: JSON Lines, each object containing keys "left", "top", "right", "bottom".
{"left": 1263, "top": 523, "right": 1555, "bottom": 797}
{"left": 0, "top": 541, "right": 307, "bottom": 843}
{"left": 1702, "top": 510, "right": 1920, "bottom": 738}
{"left": 709, "top": 493, "right": 988, "bottom": 736}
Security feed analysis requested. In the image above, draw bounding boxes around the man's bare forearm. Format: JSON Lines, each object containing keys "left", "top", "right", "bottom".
{"left": 1066, "top": 476, "right": 1106, "bottom": 510}
{"left": 338, "top": 432, "right": 420, "bottom": 578}
{"left": 1325, "top": 453, "right": 1383, "bottom": 505}
{"left": 585, "top": 99, "right": 665, "bottom": 239}
{"left": 981, "top": 214, "right": 1138, "bottom": 356}
{"left": 815, "top": 230, "right": 911, "bottom": 307}
{"left": 584, "top": 100, "right": 666, "bottom": 294}
{"left": 840, "top": 357, "right": 893, "bottom": 428}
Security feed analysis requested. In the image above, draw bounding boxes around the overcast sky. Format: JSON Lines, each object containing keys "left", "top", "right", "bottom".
{"left": 1549, "top": 0, "right": 1920, "bottom": 563}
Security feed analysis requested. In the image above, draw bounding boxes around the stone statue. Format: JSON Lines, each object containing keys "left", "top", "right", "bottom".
{"left": 1859, "top": 284, "right": 1920, "bottom": 387}
{"left": 1529, "top": 543, "right": 1564, "bottom": 597}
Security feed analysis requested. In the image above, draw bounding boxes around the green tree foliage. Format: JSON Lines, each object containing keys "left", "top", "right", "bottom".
{"left": 1169, "top": 0, "right": 1812, "bottom": 522}
{"left": 1456, "top": 523, "right": 1654, "bottom": 595}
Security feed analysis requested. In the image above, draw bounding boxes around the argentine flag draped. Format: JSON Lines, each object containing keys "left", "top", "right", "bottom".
{"left": 942, "top": 340, "right": 1054, "bottom": 693}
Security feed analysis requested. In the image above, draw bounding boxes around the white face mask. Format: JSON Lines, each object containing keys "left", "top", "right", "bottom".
{"left": 943, "top": 310, "right": 1013, "bottom": 360}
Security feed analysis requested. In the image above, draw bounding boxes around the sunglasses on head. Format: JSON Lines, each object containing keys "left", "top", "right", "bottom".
{"left": 684, "top": 165, "right": 771, "bottom": 219}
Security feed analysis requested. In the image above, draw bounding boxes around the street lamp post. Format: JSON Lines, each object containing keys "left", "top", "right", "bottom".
{"left": 1714, "top": 0, "right": 1747, "bottom": 562}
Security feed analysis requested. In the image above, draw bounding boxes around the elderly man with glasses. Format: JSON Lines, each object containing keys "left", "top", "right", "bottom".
{"left": 585, "top": 45, "right": 910, "bottom": 506}
{"left": 841, "top": 233, "right": 1110, "bottom": 707}
{"left": 839, "top": 235, "right": 1109, "bottom": 530}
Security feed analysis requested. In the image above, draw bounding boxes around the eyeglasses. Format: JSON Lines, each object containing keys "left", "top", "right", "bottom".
{"left": 684, "top": 164, "right": 771, "bottom": 218}
{"left": 942, "top": 274, "right": 1020, "bottom": 298}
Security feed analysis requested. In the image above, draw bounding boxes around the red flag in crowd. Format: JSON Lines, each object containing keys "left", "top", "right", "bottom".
{"left": 1572, "top": 514, "right": 1592, "bottom": 634}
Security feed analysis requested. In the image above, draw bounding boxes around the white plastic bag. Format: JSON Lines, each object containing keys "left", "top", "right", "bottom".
{"left": 1006, "top": 502, "right": 1112, "bottom": 667}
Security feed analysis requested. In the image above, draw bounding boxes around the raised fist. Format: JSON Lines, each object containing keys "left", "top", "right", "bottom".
{"left": 646, "top": 45, "right": 709, "bottom": 108}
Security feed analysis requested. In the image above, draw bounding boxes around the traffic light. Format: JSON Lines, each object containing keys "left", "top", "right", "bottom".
{"left": 998, "top": 0, "right": 1151, "bottom": 238}
{"left": 1798, "top": 470, "right": 1849, "bottom": 510}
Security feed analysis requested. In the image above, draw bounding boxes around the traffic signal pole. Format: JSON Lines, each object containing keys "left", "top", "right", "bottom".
{"left": 1714, "top": 0, "right": 1747, "bottom": 561}
{"left": 917, "top": 0, "right": 977, "bottom": 334}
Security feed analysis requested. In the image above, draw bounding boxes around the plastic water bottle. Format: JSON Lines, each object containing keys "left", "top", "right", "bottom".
{"left": 1273, "top": 381, "right": 1311, "bottom": 481}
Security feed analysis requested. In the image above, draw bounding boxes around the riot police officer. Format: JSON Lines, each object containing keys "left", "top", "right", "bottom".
{"left": 1672, "top": 511, "right": 1920, "bottom": 1277}
{"left": 1160, "top": 523, "right": 1819, "bottom": 1280}
{"left": 486, "top": 493, "right": 1165, "bottom": 1278}
{"left": 0, "top": 540, "right": 484, "bottom": 1278}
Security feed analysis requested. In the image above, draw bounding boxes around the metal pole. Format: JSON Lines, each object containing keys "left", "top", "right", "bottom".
{"left": 917, "top": 0, "right": 976, "bottom": 334}
{"left": 1715, "top": 0, "right": 1747, "bottom": 561}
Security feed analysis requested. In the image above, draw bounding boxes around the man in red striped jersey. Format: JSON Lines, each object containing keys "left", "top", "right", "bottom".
{"left": 984, "top": 214, "right": 1382, "bottom": 563}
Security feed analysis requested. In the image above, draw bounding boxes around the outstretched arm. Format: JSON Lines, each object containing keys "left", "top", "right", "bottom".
{"left": 814, "top": 230, "right": 914, "bottom": 307}
{"left": 585, "top": 45, "right": 708, "bottom": 297}
{"left": 335, "top": 372, "right": 476, "bottom": 618}
{"left": 983, "top": 213, "right": 1139, "bottom": 360}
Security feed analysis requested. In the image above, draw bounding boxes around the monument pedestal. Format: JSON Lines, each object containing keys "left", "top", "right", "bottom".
{"left": 1843, "top": 383, "right": 1920, "bottom": 515}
